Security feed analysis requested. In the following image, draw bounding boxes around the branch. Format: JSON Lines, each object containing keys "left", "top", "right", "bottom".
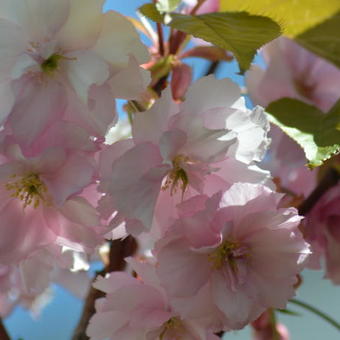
{"left": 190, "top": 0, "right": 207, "bottom": 15}
{"left": 71, "top": 236, "right": 137, "bottom": 340}
{"left": 298, "top": 167, "right": 339, "bottom": 216}
{"left": 289, "top": 298, "right": 340, "bottom": 332}
{"left": 203, "top": 61, "right": 220, "bottom": 76}
{"left": 0, "top": 319, "right": 10, "bottom": 340}
{"left": 153, "top": 0, "right": 165, "bottom": 56}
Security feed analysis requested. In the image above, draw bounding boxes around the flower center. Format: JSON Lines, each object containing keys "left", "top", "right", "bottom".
{"left": 208, "top": 240, "right": 248, "bottom": 271}
{"left": 5, "top": 173, "right": 49, "bottom": 208}
{"left": 40, "top": 53, "right": 76, "bottom": 75}
{"left": 162, "top": 155, "right": 190, "bottom": 197}
{"left": 41, "top": 53, "right": 64, "bottom": 74}
{"left": 159, "top": 317, "right": 183, "bottom": 340}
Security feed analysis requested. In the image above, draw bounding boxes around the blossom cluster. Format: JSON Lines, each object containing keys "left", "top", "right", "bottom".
{"left": 89, "top": 73, "right": 310, "bottom": 338}
{"left": 1, "top": 0, "right": 339, "bottom": 339}
{"left": 0, "top": 0, "right": 149, "bottom": 313}
{"left": 247, "top": 37, "right": 340, "bottom": 285}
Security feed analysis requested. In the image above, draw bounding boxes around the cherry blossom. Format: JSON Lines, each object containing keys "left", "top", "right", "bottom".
{"left": 245, "top": 37, "right": 340, "bottom": 196}
{"left": 98, "top": 76, "right": 270, "bottom": 236}
{"left": 184, "top": 0, "right": 219, "bottom": 14}
{"left": 0, "top": 0, "right": 149, "bottom": 145}
{"left": 304, "top": 184, "right": 340, "bottom": 284}
{"left": 246, "top": 37, "right": 340, "bottom": 112}
{"left": 0, "top": 245, "right": 90, "bottom": 317}
{"left": 155, "top": 183, "right": 309, "bottom": 329}
{"left": 0, "top": 142, "right": 103, "bottom": 264}
{"left": 87, "top": 259, "right": 218, "bottom": 340}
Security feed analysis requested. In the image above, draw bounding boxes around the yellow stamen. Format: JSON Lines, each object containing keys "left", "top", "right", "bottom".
{"left": 159, "top": 317, "right": 183, "bottom": 340}
{"left": 162, "top": 155, "right": 190, "bottom": 197}
{"left": 208, "top": 240, "right": 247, "bottom": 271}
{"left": 5, "top": 173, "right": 49, "bottom": 208}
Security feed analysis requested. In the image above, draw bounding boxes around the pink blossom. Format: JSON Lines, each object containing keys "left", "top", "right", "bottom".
{"left": 246, "top": 38, "right": 333, "bottom": 196}
{"left": 0, "top": 120, "right": 99, "bottom": 158}
{"left": 184, "top": 0, "right": 219, "bottom": 14}
{"left": 0, "top": 245, "right": 90, "bottom": 317}
{"left": 246, "top": 37, "right": 340, "bottom": 112}
{"left": 304, "top": 184, "right": 340, "bottom": 284}
{"left": 0, "top": 0, "right": 149, "bottom": 145}
{"left": 87, "top": 259, "right": 218, "bottom": 340}
{"left": 0, "top": 143, "right": 103, "bottom": 264}
{"left": 265, "top": 125, "right": 316, "bottom": 197}
{"left": 98, "top": 76, "right": 270, "bottom": 236}
{"left": 155, "top": 183, "right": 309, "bottom": 329}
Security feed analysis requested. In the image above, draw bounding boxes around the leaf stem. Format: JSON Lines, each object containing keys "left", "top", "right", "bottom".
{"left": 289, "top": 298, "right": 340, "bottom": 332}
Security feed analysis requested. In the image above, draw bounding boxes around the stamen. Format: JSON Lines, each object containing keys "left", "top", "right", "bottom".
{"left": 159, "top": 317, "right": 183, "bottom": 340}
{"left": 162, "top": 155, "right": 190, "bottom": 197}
{"left": 208, "top": 240, "right": 248, "bottom": 271}
{"left": 5, "top": 173, "right": 49, "bottom": 208}
{"left": 41, "top": 53, "right": 76, "bottom": 74}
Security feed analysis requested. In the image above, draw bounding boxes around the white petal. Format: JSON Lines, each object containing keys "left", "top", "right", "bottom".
{"left": 66, "top": 50, "right": 110, "bottom": 102}
{"left": 0, "top": 0, "right": 69, "bottom": 42}
{"left": 56, "top": 0, "right": 104, "bottom": 51}
{"left": 93, "top": 11, "right": 149, "bottom": 67}
{"left": 110, "top": 56, "right": 150, "bottom": 100}
{"left": 182, "top": 75, "right": 241, "bottom": 114}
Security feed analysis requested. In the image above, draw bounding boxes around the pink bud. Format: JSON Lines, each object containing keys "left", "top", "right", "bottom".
{"left": 171, "top": 62, "right": 192, "bottom": 101}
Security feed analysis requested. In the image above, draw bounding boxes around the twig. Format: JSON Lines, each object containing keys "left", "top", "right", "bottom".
{"left": 298, "top": 167, "right": 339, "bottom": 216}
{"left": 289, "top": 298, "right": 340, "bottom": 332}
{"left": 71, "top": 237, "right": 137, "bottom": 340}
{"left": 0, "top": 319, "right": 10, "bottom": 340}
{"left": 153, "top": 0, "right": 165, "bottom": 56}
{"left": 190, "top": 0, "right": 207, "bottom": 15}
{"left": 204, "top": 61, "right": 220, "bottom": 76}
{"left": 156, "top": 22, "right": 165, "bottom": 56}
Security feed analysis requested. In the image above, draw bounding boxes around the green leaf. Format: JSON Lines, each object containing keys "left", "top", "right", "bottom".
{"left": 139, "top": 3, "right": 164, "bottom": 23}
{"left": 169, "top": 12, "right": 281, "bottom": 72}
{"left": 156, "top": 0, "right": 181, "bottom": 13}
{"left": 296, "top": 11, "right": 340, "bottom": 69}
{"left": 267, "top": 98, "right": 340, "bottom": 168}
{"left": 140, "top": 9, "right": 281, "bottom": 73}
{"left": 220, "top": 0, "right": 340, "bottom": 37}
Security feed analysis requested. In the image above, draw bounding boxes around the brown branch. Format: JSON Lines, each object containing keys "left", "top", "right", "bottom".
{"left": 71, "top": 236, "right": 137, "bottom": 340}
{"left": 153, "top": 0, "right": 165, "bottom": 56}
{"left": 190, "top": 0, "right": 207, "bottom": 15}
{"left": 156, "top": 22, "right": 165, "bottom": 56}
{"left": 204, "top": 61, "right": 220, "bottom": 76}
{"left": 298, "top": 167, "right": 339, "bottom": 216}
{"left": 169, "top": 31, "right": 187, "bottom": 55}
{"left": 0, "top": 319, "right": 10, "bottom": 340}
